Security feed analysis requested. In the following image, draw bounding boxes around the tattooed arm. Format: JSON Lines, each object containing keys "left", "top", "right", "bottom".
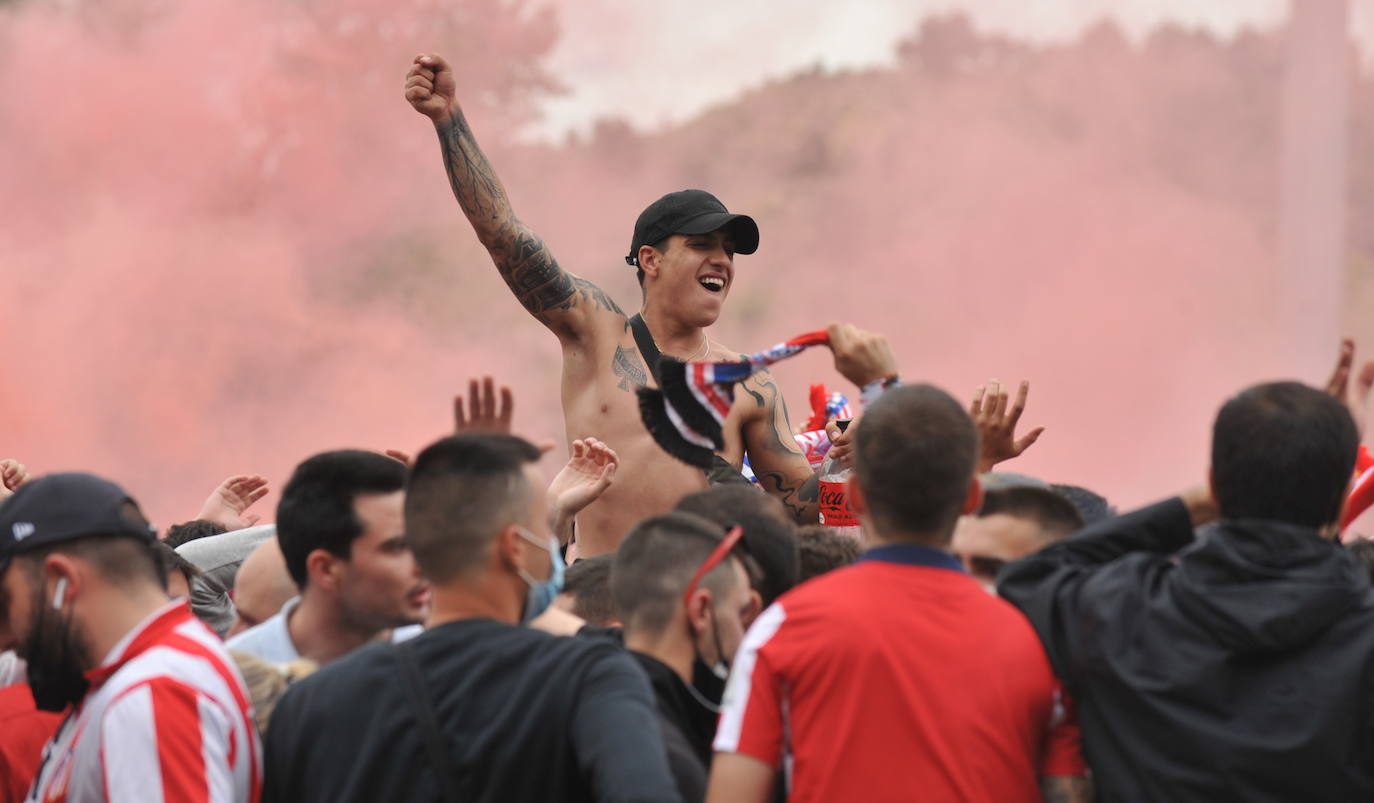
{"left": 404, "top": 53, "right": 623, "bottom": 340}
{"left": 741, "top": 371, "right": 821, "bottom": 525}
{"left": 744, "top": 324, "right": 899, "bottom": 525}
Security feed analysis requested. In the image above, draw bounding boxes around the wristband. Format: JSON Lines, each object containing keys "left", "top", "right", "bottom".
{"left": 860, "top": 374, "right": 901, "bottom": 407}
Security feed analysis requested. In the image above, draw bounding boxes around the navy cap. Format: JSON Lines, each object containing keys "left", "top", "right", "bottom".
{"left": 625, "top": 189, "right": 760, "bottom": 267}
{"left": 0, "top": 473, "right": 157, "bottom": 574}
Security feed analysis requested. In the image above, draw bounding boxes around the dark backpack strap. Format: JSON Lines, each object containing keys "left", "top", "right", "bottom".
{"left": 628, "top": 313, "right": 662, "bottom": 384}
{"left": 395, "top": 641, "right": 463, "bottom": 803}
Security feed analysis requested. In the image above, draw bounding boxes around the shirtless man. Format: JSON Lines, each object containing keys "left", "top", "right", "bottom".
{"left": 404, "top": 53, "right": 897, "bottom": 555}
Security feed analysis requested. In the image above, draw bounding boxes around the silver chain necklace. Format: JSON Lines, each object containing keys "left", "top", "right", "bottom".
{"left": 647, "top": 323, "right": 711, "bottom": 362}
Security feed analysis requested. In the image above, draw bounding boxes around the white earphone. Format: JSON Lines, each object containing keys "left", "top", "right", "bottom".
{"left": 51, "top": 577, "right": 68, "bottom": 611}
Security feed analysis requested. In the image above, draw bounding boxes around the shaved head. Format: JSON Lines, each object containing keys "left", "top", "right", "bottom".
{"left": 228, "top": 535, "right": 296, "bottom": 638}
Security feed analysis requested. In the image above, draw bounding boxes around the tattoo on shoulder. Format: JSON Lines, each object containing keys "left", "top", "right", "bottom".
{"left": 613, "top": 345, "right": 648, "bottom": 392}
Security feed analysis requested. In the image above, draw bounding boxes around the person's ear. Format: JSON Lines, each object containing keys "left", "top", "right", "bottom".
{"left": 685, "top": 588, "right": 712, "bottom": 632}
{"left": 305, "top": 549, "right": 345, "bottom": 593}
{"left": 961, "top": 476, "right": 983, "bottom": 516}
{"left": 496, "top": 525, "right": 526, "bottom": 574}
{"left": 41, "top": 554, "right": 81, "bottom": 609}
{"left": 638, "top": 244, "right": 663, "bottom": 281}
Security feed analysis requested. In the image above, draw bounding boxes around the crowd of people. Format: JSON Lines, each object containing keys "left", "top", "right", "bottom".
{"left": 3, "top": 50, "right": 1374, "bottom": 803}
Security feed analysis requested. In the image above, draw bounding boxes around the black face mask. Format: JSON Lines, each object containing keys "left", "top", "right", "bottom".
{"left": 690, "top": 655, "right": 727, "bottom": 709}
{"left": 24, "top": 585, "right": 89, "bottom": 713}
{"left": 688, "top": 606, "right": 730, "bottom": 710}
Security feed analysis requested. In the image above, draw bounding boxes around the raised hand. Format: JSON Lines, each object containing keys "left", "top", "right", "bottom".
{"left": 387, "top": 378, "right": 551, "bottom": 466}
{"left": 1324, "top": 338, "right": 1374, "bottom": 435}
{"left": 971, "top": 380, "right": 1045, "bottom": 473}
{"left": 195, "top": 474, "right": 270, "bottom": 531}
{"left": 404, "top": 53, "right": 458, "bottom": 123}
{"left": 547, "top": 438, "right": 619, "bottom": 545}
{"left": 826, "top": 323, "right": 897, "bottom": 388}
{"left": 0, "top": 459, "right": 29, "bottom": 502}
{"left": 455, "top": 376, "right": 514, "bottom": 435}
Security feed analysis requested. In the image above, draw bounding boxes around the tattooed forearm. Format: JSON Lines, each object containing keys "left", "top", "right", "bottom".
{"left": 744, "top": 371, "right": 818, "bottom": 524}
{"left": 1040, "top": 777, "right": 1093, "bottom": 803}
{"left": 435, "top": 114, "right": 582, "bottom": 320}
{"left": 746, "top": 375, "right": 805, "bottom": 456}
{"left": 757, "top": 471, "right": 806, "bottom": 520}
{"left": 756, "top": 471, "right": 821, "bottom": 525}
{"left": 436, "top": 112, "right": 510, "bottom": 231}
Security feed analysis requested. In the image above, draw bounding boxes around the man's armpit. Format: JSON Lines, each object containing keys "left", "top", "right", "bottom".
{"left": 572, "top": 277, "right": 625, "bottom": 316}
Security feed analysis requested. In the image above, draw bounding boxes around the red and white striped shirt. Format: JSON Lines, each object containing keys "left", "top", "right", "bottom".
{"left": 25, "top": 601, "right": 261, "bottom": 803}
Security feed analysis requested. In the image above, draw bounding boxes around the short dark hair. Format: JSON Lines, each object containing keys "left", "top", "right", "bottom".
{"left": 563, "top": 554, "right": 616, "bottom": 626}
{"left": 276, "top": 450, "right": 407, "bottom": 588}
{"left": 612, "top": 512, "right": 751, "bottom": 637}
{"left": 674, "top": 485, "right": 798, "bottom": 607}
{"left": 1211, "top": 382, "right": 1358, "bottom": 529}
{"left": 404, "top": 434, "right": 543, "bottom": 584}
{"left": 153, "top": 541, "right": 203, "bottom": 589}
{"left": 853, "top": 384, "right": 978, "bottom": 541}
{"left": 18, "top": 534, "right": 165, "bottom": 593}
{"left": 796, "top": 525, "right": 862, "bottom": 582}
{"left": 1049, "top": 483, "right": 1116, "bottom": 526}
{"left": 162, "top": 519, "right": 228, "bottom": 549}
{"left": 979, "top": 486, "right": 1084, "bottom": 541}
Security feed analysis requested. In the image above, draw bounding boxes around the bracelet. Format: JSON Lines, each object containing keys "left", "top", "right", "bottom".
{"left": 860, "top": 374, "right": 901, "bottom": 407}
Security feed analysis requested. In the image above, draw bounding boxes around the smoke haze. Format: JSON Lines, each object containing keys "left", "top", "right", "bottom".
{"left": 2, "top": 0, "right": 1370, "bottom": 529}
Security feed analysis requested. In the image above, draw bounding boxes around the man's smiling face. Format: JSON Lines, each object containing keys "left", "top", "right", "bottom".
{"left": 647, "top": 230, "right": 736, "bottom": 328}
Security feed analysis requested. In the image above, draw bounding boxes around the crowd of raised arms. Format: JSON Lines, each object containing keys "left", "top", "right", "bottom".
{"left": 3, "top": 50, "right": 1374, "bottom": 803}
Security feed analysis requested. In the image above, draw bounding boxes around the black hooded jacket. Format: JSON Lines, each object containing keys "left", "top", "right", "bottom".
{"left": 999, "top": 498, "right": 1374, "bottom": 802}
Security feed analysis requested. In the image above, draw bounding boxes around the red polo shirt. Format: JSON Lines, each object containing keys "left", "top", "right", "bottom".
{"left": 714, "top": 542, "right": 1084, "bottom": 803}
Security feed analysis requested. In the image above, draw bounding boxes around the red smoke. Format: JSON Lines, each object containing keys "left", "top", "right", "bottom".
{"left": 1, "top": 3, "right": 1369, "bottom": 526}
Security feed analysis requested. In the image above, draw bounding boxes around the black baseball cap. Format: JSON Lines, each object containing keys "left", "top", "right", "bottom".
{"left": 625, "top": 189, "right": 760, "bottom": 267}
{"left": 0, "top": 473, "right": 157, "bottom": 574}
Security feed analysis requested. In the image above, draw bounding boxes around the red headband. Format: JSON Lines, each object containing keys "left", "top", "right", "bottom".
{"left": 682, "top": 525, "right": 745, "bottom": 607}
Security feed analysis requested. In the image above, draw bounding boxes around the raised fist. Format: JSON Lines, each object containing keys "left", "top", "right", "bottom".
{"left": 404, "top": 53, "right": 459, "bottom": 123}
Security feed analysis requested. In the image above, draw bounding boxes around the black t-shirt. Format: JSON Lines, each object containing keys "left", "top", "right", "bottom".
{"left": 629, "top": 652, "right": 719, "bottom": 803}
{"left": 263, "top": 618, "right": 682, "bottom": 803}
